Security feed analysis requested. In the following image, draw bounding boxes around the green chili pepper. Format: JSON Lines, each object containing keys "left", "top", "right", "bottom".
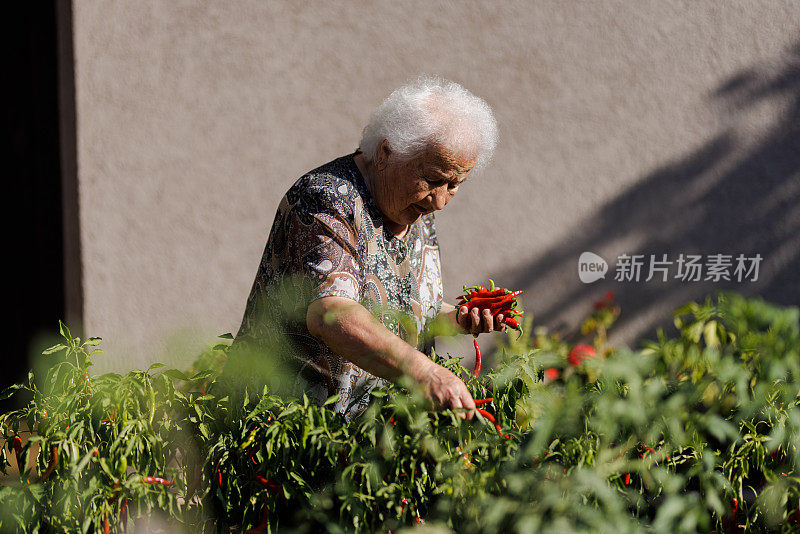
{"left": 241, "top": 427, "right": 258, "bottom": 450}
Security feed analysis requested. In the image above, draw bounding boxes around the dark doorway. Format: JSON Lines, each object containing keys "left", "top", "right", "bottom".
{"left": 4, "top": 3, "right": 68, "bottom": 410}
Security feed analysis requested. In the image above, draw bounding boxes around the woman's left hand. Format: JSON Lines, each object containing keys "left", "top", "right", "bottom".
{"left": 441, "top": 302, "right": 506, "bottom": 335}
{"left": 458, "top": 305, "right": 507, "bottom": 335}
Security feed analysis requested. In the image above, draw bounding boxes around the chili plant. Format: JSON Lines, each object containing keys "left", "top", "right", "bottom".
{"left": 0, "top": 291, "right": 798, "bottom": 533}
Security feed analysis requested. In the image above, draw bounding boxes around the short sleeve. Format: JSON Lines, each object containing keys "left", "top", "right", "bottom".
{"left": 284, "top": 182, "right": 363, "bottom": 303}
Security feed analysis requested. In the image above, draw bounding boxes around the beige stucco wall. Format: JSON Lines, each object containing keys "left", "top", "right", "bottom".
{"left": 69, "top": 1, "right": 800, "bottom": 371}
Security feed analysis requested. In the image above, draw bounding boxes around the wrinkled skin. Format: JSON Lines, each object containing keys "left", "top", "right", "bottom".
{"left": 355, "top": 139, "right": 475, "bottom": 237}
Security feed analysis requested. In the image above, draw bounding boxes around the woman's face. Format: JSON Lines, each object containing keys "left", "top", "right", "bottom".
{"left": 372, "top": 141, "right": 477, "bottom": 230}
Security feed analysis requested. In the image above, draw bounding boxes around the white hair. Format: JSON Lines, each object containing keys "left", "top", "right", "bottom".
{"left": 358, "top": 76, "right": 499, "bottom": 174}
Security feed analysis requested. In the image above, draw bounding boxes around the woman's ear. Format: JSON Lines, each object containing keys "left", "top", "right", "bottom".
{"left": 375, "top": 139, "right": 391, "bottom": 171}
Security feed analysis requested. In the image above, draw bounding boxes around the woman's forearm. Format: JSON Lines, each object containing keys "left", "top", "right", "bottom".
{"left": 306, "top": 296, "right": 435, "bottom": 383}
{"left": 307, "top": 296, "right": 477, "bottom": 419}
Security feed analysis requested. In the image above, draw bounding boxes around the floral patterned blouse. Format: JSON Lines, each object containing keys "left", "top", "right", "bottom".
{"left": 232, "top": 151, "right": 444, "bottom": 420}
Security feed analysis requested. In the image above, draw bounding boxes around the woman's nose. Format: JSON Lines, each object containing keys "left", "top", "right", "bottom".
{"left": 428, "top": 185, "right": 451, "bottom": 210}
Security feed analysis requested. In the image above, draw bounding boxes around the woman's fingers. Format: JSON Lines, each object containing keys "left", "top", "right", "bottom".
{"left": 448, "top": 387, "right": 475, "bottom": 420}
{"left": 461, "top": 392, "right": 476, "bottom": 420}
{"left": 458, "top": 305, "right": 470, "bottom": 332}
{"left": 458, "top": 305, "right": 504, "bottom": 334}
{"left": 470, "top": 306, "right": 481, "bottom": 333}
{"left": 426, "top": 365, "right": 475, "bottom": 420}
{"left": 451, "top": 397, "right": 468, "bottom": 420}
{"left": 482, "top": 308, "right": 494, "bottom": 333}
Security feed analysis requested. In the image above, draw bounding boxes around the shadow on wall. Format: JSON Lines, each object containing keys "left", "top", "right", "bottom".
{"left": 504, "top": 40, "right": 800, "bottom": 347}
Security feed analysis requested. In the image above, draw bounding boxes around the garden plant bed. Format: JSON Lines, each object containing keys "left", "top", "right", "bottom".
{"left": 1, "top": 292, "right": 799, "bottom": 533}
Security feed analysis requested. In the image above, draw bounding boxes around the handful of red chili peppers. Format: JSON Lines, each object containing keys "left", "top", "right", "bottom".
{"left": 457, "top": 279, "right": 524, "bottom": 333}
{"left": 457, "top": 279, "right": 524, "bottom": 440}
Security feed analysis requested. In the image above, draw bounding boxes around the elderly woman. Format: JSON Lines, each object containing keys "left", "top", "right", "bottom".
{"left": 227, "top": 77, "right": 500, "bottom": 421}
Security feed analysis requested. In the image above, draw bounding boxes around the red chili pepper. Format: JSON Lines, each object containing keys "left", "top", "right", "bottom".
{"left": 722, "top": 497, "right": 740, "bottom": 533}
{"left": 638, "top": 446, "right": 655, "bottom": 459}
{"left": 461, "top": 288, "right": 508, "bottom": 301}
{"left": 461, "top": 284, "right": 487, "bottom": 294}
{"left": 473, "top": 398, "right": 493, "bottom": 405}
{"left": 488, "top": 301, "right": 521, "bottom": 314}
{"left": 623, "top": 473, "right": 630, "bottom": 485}
{"left": 466, "top": 292, "right": 522, "bottom": 310}
{"left": 254, "top": 475, "right": 281, "bottom": 494}
{"left": 247, "top": 497, "right": 269, "bottom": 533}
{"left": 9, "top": 436, "right": 22, "bottom": 474}
{"left": 103, "top": 514, "right": 109, "bottom": 534}
{"left": 490, "top": 307, "right": 513, "bottom": 318}
{"left": 568, "top": 344, "right": 596, "bottom": 366}
{"left": 217, "top": 468, "right": 223, "bottom": 486}
{"left": 34, "top": 446, "right": 58, "bottom": 483}
{"left": 458, "top": 284, "right": 524, "bottom": 335}
{"left": 476, "top": 408, "right": 496, "bottom": 424}
{"left": 473, "top": 338, "right": 482, "bottom": 377}
{"left": 120, "top": 498, "right": 128, "bottom": 534}
{"left": 476, "top": 408, "right": 508, "bottom": 438}
{"left": 142, "top": 476, "right": 173, "bottom": 486}
{"left": 460, "top": 297, "right": 500, "bottom": 310}
{"left": 463, "top": 290, "right": 512, "bottom": 304}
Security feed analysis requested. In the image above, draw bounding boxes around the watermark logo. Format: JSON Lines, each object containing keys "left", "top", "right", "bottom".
{"left": 579, "top": 252, "right": 763, "bottom": 283}
{"left": 578, "top": 252, "right": 609, "bottom": 283}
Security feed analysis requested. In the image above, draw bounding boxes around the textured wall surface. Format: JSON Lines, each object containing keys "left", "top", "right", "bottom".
{"left": 70, "top": 1, "right": 800, "bottom": 371}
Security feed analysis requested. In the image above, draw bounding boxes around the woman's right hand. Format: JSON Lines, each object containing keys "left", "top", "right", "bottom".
{"left": 414, "top": 360, "right": 476, "bottom": 420}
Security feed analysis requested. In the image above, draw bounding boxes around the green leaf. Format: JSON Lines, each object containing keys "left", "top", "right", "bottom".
{"left": 58, "top": 320, "right": 71, "bottom": 340}
{"left": 72, "top": 449, "right": 96, "bottom": 478}
{"left": 98, "top": 458, "right": 114, "bottom": 479}
{"left": 42, "top": 343, "right": 67, "bottom": 355}
{"left": 323, "top": 394, "right": 340, "bottom": 407}
{"left": 162, "top": 369, "right": 189, "bottom": 381}
{"left": 190, "top": 369, "right": 215, "bottom": 381}
{"left": 703, "top": 321, "right": 719, "bottom": 348}
{"left": 0, "top": 384, "right": 23, "bottom": 401}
